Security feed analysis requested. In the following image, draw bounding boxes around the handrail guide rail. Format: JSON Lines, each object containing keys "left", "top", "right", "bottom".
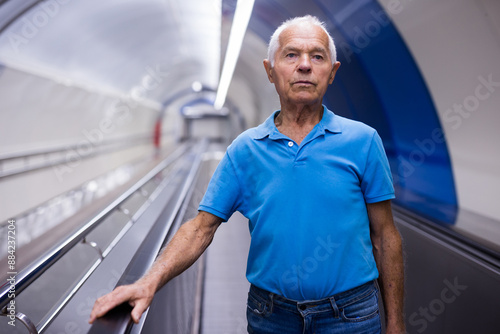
{"left": 0, "top": 142, "right": 193, "bottom": 314}
{"left": 88, "top": 140, "right": 208, "bottom": 334}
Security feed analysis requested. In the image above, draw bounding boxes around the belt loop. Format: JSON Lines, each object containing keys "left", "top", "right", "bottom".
{"left": 329, "top": 296, "right": 339, "bottom": 318}
{"left": 268, "top": 291, "right": 275, "bottom": 313}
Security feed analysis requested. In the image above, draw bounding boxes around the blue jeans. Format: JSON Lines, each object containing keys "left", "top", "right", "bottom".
{"left": 246, "top": 281, "right": 381, "bottom": 334}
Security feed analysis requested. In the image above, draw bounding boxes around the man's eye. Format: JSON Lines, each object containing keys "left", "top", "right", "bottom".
{"left": 286, "top": 53, "right": 297, "bottom": 58}
{"left": 313, "top": 55, "right": 324, "bottom": 60}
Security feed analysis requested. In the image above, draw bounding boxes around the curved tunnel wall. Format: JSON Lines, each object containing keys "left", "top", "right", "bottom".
{"left": 379, "top": 0, "right": 500, "bottom": 223}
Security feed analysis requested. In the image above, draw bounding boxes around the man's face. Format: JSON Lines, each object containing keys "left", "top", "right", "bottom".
{"left": 264, "top": 24, "right": 340, "bottom": 108}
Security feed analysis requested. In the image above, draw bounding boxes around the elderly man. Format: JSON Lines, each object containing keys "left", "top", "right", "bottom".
{"left": 90, "top": 15, "right": 405, "bottom": 333}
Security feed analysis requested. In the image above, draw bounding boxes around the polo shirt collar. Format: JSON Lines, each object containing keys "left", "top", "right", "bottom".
{"left": 251, "top": 105, "right": 343, "bottom": 141}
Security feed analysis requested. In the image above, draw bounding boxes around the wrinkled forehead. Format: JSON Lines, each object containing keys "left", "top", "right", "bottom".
{"left": 278, "top": 24, "right": 330, "bottom": 53}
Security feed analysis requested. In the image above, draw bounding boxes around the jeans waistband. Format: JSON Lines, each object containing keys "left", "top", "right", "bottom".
{"left": 250, "top": 281, "right": 377, "bottom": 308}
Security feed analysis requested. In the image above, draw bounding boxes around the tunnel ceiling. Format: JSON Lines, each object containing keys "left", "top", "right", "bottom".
{"left": 0, "top": 0, "right": 221, "bottom": 105}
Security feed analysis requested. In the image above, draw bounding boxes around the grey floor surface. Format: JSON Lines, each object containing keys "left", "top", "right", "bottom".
{"left": 201, "top": 212, "right": 251, "bottom": 334}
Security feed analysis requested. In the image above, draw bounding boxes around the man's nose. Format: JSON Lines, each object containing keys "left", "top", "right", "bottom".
{"left": 298, "top": 55, "right": 312, "bottom": 72}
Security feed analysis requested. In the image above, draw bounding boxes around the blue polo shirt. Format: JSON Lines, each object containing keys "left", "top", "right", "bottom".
{"left": 199, "top": 106, "right": 395, "bottom": 300}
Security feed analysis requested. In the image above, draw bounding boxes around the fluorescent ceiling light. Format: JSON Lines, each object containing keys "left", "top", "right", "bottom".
{"left": 214, "top": 0, "right": 255, "bottom": 110}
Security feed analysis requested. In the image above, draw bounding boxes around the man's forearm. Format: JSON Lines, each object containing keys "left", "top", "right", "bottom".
{"left": 89, "top": 211, "right": 222, "bottom": 324}
{"left": 368, "top": 200, "right": 405, "bottom": 332}
{"left": 140, "top": 211, "right": 222, "bottom": 292}
{"left": 374, "top": 225, "right": 405, "bottom": 329}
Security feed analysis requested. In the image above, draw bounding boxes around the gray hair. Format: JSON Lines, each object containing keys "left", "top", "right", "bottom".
{"left": 267, "top": 15, "right": 337, "bottom": 67}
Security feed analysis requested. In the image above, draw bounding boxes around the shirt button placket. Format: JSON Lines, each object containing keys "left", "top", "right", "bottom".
{"left": 287, "top": 141, "right": 299, "bottom": 161}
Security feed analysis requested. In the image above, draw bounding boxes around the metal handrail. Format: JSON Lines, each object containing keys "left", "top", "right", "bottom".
{"left": 88, "top": 139, "right": 207, "bottom": 334}
{"left": 0, "top": 142, "right": 192, "bottom": 311}
{"left": 392, "top": 204, "right": 500, "bottom": 264}
{"left": 0, "top": 134, "right": 153, "bottom": 178}
{"left": 0, "top": 309, "right": 38, "bottom": 334}
{"left": 0, "top": 1, "right": 44, "bottom": 34}
{"left": 0, "top": 134, "right": 151, "bottom": 161}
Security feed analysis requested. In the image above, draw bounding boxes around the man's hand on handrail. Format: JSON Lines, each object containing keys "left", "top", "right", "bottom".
{"left": 88, "top": 278, "right": 156, "bottom": 324}
{"left": 88, "top": 211, "right": 222, "bottom": 324}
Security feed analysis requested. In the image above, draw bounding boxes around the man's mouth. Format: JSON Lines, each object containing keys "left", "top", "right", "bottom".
{"left": 293, "top": 80, "right": 315, "bottom": 85}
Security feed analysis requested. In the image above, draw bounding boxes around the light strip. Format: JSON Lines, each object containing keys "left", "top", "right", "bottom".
{"left": 214, "top": 0, "right": 255, "bottom": 110}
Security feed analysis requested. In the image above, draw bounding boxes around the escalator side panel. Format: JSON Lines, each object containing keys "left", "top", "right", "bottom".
{"left": 396, "top": 219, "right": 500, "bottom": 334}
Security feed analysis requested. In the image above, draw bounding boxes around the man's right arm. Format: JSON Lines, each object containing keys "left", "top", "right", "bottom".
{"left": 89, "top": 210, "right": 222, "bottom": 324}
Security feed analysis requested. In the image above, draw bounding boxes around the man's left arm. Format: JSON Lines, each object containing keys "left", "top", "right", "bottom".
{"left": 367, "top": 200, "right": 405, "bottom": 334}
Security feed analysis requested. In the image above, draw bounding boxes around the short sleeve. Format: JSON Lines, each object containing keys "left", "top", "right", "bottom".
{"left": 360, "top": 131, "right": 395, "bottom": 203}
{"left": 198, "top": 152, "right": 242, "bottom": 221}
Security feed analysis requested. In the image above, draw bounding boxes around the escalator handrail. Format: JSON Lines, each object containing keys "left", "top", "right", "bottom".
{"left": 87, "top": 140, "right": 207, "bottom": 334}
{"left": 0, "top": 143, "right": 191, "bottom": 311}
{"left": 0, "top": 134, "right": 153, "bottom": 179}
{"left": 0, "top": 134, "right": 151, "bottom": 161}
{"left": 392, "top": 204, "right": 500, "bottom": 268}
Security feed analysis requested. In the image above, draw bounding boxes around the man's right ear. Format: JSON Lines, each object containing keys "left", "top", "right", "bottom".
{"left": 263, "top": 59, "right": 274, "bottom": 83}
